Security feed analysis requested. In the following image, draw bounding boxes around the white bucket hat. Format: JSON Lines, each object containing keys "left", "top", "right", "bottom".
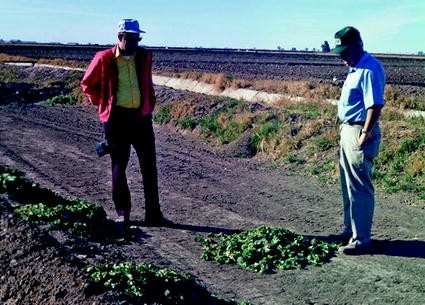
{"left": 117, "top": 19, "right": 145, "bottom": 34}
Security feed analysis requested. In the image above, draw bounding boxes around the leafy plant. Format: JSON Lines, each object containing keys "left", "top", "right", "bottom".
{"left": 85, "top": 262, "right": 252, "bottom": 305}
{"left": 0, "top": 165, "right": 59, "bottom": 205}
{"left": 284, "top": 154, "right": 306, "bottom": 165}
{"left": 199, "top": 113, "right": 222, "bottom": 138}
{"left": 219, "top": 119, "right": 248, "bottom": 144}
{"left": 285, "top": 102, "right": 324, "bottom": 120}
{"left": 310, "top": 135, "right": 335, "bottom": 152}
{"left": 153, "top": 105, "right": 171, "bottom": 124}
{"left": 14, "top": 199, "right": 107, "bottom": 237}
{"left": 0, "top": 164, "right": 135, "bottom": 242}
{"left": 0, "top": 65, "right": 20, "bottom": 82}
{"left": 250, "top": 121, "right": 281, "bottom": 153}
{"left": 38, "top": 94, "right": 75, "bottom": 105}
{"left": 178, "top": 116, "right": 198, "bottom": 130}
{"left": 196, "top": 226, "right": 337, "bottom": 274}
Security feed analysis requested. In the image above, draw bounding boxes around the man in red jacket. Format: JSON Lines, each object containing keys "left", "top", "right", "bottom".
{"left": 81, "top": 19, "right": 170, "bottom": 226}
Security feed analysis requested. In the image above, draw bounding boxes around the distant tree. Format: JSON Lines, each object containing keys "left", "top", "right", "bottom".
{"left": 277, "top": 46, "right": 284, "bottom": 51}
{"left": 321, "top": 41, "right": 331, "bottom": 52}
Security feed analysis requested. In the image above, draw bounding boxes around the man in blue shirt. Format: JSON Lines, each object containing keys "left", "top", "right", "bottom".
{"left": 329, "top": 26, "right": 385, "bottom": 255}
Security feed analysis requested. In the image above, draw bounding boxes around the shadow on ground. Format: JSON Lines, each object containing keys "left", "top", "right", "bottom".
{"left": 309, "top": 234, "right": 425, "bottom": 259}
{"left": 370, "top": 239, "right": 425, "bottom": 258}
{"left": 131, "top": 220, "right": 242, "bottom": 235}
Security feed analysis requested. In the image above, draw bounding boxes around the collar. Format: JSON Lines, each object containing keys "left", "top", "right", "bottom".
{"left": 355, "top": 52, "right": 369, "bottom": 68}
{"left": 348, "top": 52, "right": 369, "bottom": 73}
{"left": 115, "top": 45, "right": 135, "bottom": 59}
{"left": 114, "top": 45, "right": 121, "bottom": 58}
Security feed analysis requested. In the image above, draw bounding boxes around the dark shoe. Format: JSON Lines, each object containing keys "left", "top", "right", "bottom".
{"left": 328, "top": 228, "right": 352, "bottom": 244}
{"left": 339, "top": 240, "right": 372, "bottom": 255}
{"left": 144, "top": 216, "right": 174, "bottom": 227}
{"left": 116, "top": 210, "right": 130, "bottom": 224}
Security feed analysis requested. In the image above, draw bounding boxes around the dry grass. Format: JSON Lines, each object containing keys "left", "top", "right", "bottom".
{"left": 0, "top": 53, "right": 35, "bottom": 63}
{"left": 239, "top": 79, "right": 283, "bottom": 93}
{"left": 296, "top": 119, "right": 332, "bottom": 140}
{"left": 169, "top": 97, "right": 200, "bottom": 121}
{"left": 381, "top": 107, "right": 405, "bottom": 121}
{"left": 248, "top": 100, "right": 338, "bottom": 163}
{"left": 156, "top": 90, "right": 425, "bottom": 201}
{"left": 161, "top": 71, "right": 342, "bottom": 102}
{"left": 0, "top": 53, "right": 85, "bottom": 69}
{"left": 36, "top": 58, "right": 85, "bottom": 69}
{"left": 242, "top": 80, "right": 341, "bottom": 101}
{"left": 200, "top": 73, "right": 231, "bottom": 90}
{"left": 160, "top": 71, "right": 425, "bottom": 113}
{"left": 384, "top": 85, "right": 425, "bottom": 111}
{"left": 267, "top": 137, "right": 298, "bottom": 159}
{"left": 72, "top": 87, "right": 89, "bottom": 105}
{"left": 407, "top": 150, "right": 425, "bottom": 177}
{"left": 170, "top": 71, "right": 232, "bottom": 91}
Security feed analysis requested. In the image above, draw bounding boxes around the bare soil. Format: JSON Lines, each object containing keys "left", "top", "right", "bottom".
{"left": 1, "top": 82, "right": 424, "bottom": 304}
{"left": 2, "top": 43, "right": 425, "bottom": 96}
{"left": 0, "top": 54, "right": 424, "bottom": 304}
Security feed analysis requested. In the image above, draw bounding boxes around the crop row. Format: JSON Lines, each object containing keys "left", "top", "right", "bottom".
{"left": 0, "top": 164, "right": 252, "bottom": 304}
{"left": 0, "top": 164, "right": 339, "bottom": 304}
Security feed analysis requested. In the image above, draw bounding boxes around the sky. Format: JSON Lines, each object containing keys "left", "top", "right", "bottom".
{"left": 1, "top": 0, "right": 424, "bottom": 54}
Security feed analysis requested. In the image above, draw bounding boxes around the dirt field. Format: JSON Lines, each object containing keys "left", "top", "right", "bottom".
{"left": 0, "top": 50, "right": 424, "bottom": 304}
{"left": 0, "top": 89, "right": 424, "bottom": 304}
{"left": 2, "top": 43, "right": 425, "bottom": 87}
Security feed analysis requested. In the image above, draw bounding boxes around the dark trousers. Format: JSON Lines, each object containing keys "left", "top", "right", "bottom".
{"left": 104, "top": 106, "right": 162, "bottom": 220}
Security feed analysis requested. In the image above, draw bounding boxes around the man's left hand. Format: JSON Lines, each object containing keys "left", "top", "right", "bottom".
{"left": 359, "top": 132, "right": 371, "bottom": 146}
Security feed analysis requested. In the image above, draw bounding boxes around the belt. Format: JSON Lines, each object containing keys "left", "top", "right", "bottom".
{"left": 342, "top": 121, "right": 365, "bottom": 126}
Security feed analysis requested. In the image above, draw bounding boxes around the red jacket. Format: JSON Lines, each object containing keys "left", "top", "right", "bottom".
{"left": 81, "top": 45, "right": 156, "bottom": 122}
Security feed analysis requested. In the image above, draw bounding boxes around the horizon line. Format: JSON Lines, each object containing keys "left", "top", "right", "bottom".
{"left": 1, "top": 40, "right": 424, "bottom": 57}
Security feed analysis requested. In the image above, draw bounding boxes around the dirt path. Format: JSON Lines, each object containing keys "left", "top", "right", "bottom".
{"left": 1, "top": 102, "right": 424, "bottom": 305}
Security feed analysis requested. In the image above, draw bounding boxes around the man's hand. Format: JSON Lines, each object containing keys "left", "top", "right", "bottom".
{"left": 359, "top": 131, "right": 371, "bottom": 146}
{"left": 360, "top": 105, "right": 383, "bottom": 146}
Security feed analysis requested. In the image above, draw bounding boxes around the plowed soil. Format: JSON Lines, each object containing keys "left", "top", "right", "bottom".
{"left": 0, "top": 60, "right": 424, "bottom": 304}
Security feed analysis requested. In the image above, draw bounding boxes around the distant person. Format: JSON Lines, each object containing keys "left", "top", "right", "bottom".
{"left": 329, "top": 26, "right": 385, "bottom": 255}
{"left": 81, "top": 19, "right": 172, "bottom": 226}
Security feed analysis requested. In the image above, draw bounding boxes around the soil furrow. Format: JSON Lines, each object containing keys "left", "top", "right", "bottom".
{"left": 1, "top": 103, "right": 424, "bottom": 305}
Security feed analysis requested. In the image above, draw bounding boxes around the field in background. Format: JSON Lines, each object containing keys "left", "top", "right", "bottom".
{"left": 1, "top": 43, "right": 425, "bottom": 85}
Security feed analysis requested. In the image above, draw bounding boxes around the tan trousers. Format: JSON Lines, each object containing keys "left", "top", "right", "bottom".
{"left": 339, "top": 123, "right": 381, "bottom": 243}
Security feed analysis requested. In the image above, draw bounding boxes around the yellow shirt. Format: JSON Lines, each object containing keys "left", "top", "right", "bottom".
{"left": 114, "top": 47, "right": 141, "bottom": 108}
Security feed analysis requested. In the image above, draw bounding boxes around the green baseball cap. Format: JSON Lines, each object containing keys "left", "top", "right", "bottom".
{"left": 331, "top": 26, "right": 362, "bottom": 54}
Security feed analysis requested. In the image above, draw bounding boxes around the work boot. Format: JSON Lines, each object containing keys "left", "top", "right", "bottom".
{"left": 144, "top": 214, "right": 174, "bottom": 227}
{"left": 328, "top": 228, "right": 352, "bottom": 244}
{"left": 116, "top": 209, "right": 130, "bottom": 224}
